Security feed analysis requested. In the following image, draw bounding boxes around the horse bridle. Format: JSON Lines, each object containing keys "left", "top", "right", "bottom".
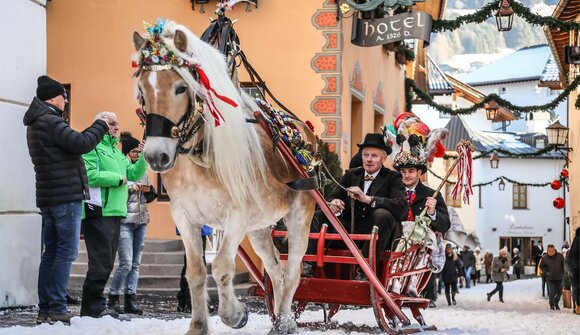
{"left": 138, "top": 64, "right": 206, "bottom": 154}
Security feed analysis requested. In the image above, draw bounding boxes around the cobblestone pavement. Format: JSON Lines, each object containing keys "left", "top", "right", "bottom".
{"left": 0, "top": 290, "right": 268, "bottom": 329}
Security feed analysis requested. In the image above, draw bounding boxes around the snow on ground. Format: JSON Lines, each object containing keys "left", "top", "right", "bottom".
{"left": 0, "top": 278, "right": 576, "bottom": 335}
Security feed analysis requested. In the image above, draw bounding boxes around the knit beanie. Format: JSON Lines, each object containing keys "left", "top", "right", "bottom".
{"left": 120, "top": 132, "right": 141, "bottom": 156}
{"left": 36, "top": 75, "right": 65, "bottom": 101}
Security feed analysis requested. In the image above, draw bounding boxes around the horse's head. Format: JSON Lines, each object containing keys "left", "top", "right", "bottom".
{"left": 133, "top": 21, "right": 220, "bottom": 173}
{"left": 133, "top": 20, "right": 267, "bottom": 205}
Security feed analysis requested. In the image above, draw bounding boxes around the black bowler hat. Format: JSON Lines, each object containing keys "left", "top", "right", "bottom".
{"left": 357, "top": 133, "right": 392, "bottom": 155}
{"left": 36, "top": 75, "right": 66, "bottom": 101}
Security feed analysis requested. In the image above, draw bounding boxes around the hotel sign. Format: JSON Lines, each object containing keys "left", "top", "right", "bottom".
{"left": 351, "top": 12, "right": 433, "bottom": 47}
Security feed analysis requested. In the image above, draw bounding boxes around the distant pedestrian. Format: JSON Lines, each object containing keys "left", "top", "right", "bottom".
{"left": 512, "top": 248, "right": 522, "bottom": 280}
{"left": 24, "top": 75, "right": 107, "bottom": 325}
{"left": 461, "top": 246, "right": 476, "bottom": 288}
{"left": 474, "top": 247, "right": 484, "bottom": 284}
{"left": 541, "top": 244, "right": 565, "bottom": 311}
{"left": 441, "top": 244, "right": 462, "bottom": 306}
{"left": 532, "top": 241, "right": 544, "bottom": 274}
{"left": 487, "top": 248, "right": 510, "bottom": 303}
{"left": 537, "top": 253, "right": 547, "bottom": 297}
{"left": 484, "top": 250, "right": 493, "bottom": 283}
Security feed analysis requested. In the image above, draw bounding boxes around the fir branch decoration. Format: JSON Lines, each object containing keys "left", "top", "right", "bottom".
{"left": 431, "top": 0, "right": 580, "bottom": 33}
{"left": 427, "top": 168, "right": 552, "bottom": 187}
{"left": 405, "top": 76, "right": 580, "bottom": 116}
{"left": 443, "top": 147, "right": 565, "bottom": 160}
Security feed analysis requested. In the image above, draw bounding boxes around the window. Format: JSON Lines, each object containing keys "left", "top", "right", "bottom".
{"left": 240, "top": 82, "right": 264, "bottom": 99}
{"left": 157, "top": 174, "right": 170, "bottom": 201}
{"left": 535, "top": 138, "right": 545, "bottom": 149}
{"left": 498, "top": 87, "right": 507, "bottom": 95}
{"left": 512, "top": 184, "right": 527, "bottom": 209}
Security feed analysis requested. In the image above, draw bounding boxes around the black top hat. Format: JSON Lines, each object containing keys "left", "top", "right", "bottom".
{"left": 36, "top": 75, "right": 65, "bottom": 101}
{"left": 357, "top": 133, "right": 392, "bottom": 155}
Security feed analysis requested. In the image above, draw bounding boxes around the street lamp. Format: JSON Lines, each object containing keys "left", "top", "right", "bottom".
{"left": 495, "top": 0, "right": 514, "bottom": 32}
{"left": 485, "top": 100, "right": 500, "bottom": 121}
{"left": 490, "top": 152, "right": 500, "bottom": 169}
{"left": 498, "top": 177, "right": 506, "bottom": 191}
{"left": 546, "top": 120, "right": 569, "bottom": 148}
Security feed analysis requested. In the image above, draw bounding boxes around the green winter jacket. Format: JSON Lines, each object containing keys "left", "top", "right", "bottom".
{"left": 82, "top": 134, "right": 147, "bottom": 218}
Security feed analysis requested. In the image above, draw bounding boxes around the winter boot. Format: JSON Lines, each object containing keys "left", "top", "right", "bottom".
{"left": 445, "top": 292, "right": 451, "bottom": 306}
{"left": 124, "top": 294, "right": 143, "bottom": 315}
{"left": 499, "top": 293, "right": 504, "bottom": 303}
{"left": 575, "top": 305, "right": 580, "bottom": 314}
{"left": 452, "top": 293, "right": 457, "bottom": 305}
{"left": 107, "top": 294, "right": 124, "bottom": 314}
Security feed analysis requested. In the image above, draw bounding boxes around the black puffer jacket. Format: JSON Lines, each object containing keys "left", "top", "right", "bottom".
{"left": 23, "top": 97, "right": 108, "bottom": 208}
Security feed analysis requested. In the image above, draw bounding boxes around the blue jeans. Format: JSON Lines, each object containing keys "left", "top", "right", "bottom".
{"left": 38, "top": 202, "right": 82, "bottom": 314}
{"left": 109, "top": 223, "right": 147, "bottom": 295}
{"left": 465, "top": 266, "right": 473, "bottom": 288}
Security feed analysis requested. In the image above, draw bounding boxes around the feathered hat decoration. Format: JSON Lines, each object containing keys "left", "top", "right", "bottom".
{"left": 388, "top": 112, "right": 449, "bottom": 172}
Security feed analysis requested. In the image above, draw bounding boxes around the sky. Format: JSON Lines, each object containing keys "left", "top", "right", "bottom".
{"left": 0, "top": 277, "right": 576, "bottom": 335}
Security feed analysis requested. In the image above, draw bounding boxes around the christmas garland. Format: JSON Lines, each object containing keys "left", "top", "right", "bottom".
{"left": 443, "top": 146, "right": 564, "bottom": 160}
{"left": 427, "top": 168, "right": 551, "bottom": 187}
{"left": 405, "top": 76, "right": 580, "bottom": 116}
{"left": 432, "top": 0, "right": 580, "bottom": 33}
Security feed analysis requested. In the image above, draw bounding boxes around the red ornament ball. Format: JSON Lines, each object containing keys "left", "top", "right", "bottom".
{"left": 561, "top": 169, "right": 569, "bottom": 178}
{"left": 551, "top": 180, "right": 562, "bottom": 190}
{"left": 553, "top": 197, "right": 565, "bottom": 209}
{"left": 131, "top": 60, "right": 139, "bottom": 68}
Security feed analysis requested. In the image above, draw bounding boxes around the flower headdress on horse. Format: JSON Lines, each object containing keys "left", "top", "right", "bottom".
{"left": 132, "top": 18, "right": 238, "bottom": 127}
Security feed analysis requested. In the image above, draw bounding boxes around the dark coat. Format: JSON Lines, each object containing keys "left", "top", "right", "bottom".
{"left": 461, "top": 249, "right": 476, "bottom": 268}
{"left": 406, "top": 182, "right": 450, "bottom": 233}
{"left": 567, "top": 228, "right": 580, "bottom": 275}
{"left": 441, "top": 252, "right": 462, "bottom": 284}
{"left": 23, "top": 97, "right": 107, "bottom": 207}
{"left": 541, "top": 252, "right": 565, "bottom": 281}
{"left": 484, "top": 252, "right": 494, "bottom": 273}
{"left": 329, "top": 166, "right": 407, "bottom": 225}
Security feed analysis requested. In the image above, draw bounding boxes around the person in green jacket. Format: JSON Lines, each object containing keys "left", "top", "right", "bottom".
{"left": 80, "top": 111, "right": 148, "bottom": 319}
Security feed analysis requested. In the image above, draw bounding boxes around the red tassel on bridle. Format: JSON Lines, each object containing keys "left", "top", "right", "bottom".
{"left": 196, "top": 67, "right": 238, "bottom": 127}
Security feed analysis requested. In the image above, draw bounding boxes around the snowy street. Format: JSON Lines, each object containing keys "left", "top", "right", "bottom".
{"left": 0, "top": 277, "right": 576, "bottom": 335}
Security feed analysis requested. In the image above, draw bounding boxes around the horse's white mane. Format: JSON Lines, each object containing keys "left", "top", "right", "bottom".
{"left": 160, "top": 20, "right": 268, "bottom": 207}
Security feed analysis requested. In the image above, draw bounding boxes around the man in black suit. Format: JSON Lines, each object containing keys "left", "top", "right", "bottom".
{"left": 310, "top": 133, "right": 407, "bottom": 261}
{"left": 394, "top": 156, "right": 451, "bottom": 307}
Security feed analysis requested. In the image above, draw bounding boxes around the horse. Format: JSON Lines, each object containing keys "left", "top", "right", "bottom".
{"left": 132, "top": 19, "right": 318, "bottom": 335}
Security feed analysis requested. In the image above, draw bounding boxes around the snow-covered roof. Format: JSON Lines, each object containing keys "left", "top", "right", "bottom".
{"left": 458, "top": 45, "right": 553, "bottom": 86}
{"left": 539, "top": 55, "right": 560, "bottom": 83}
{"left": 427, "top": 54, "right": 454, "bottom": 95}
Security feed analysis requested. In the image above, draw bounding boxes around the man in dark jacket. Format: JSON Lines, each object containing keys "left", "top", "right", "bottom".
{"left": 309, "top": 133, "right": 407, "bottom": 263}
{"left": 541, "top": 244, "right": 565, "bottom": 310}
{"left": 23, "top": 75, "right": 107, "bottom": 325}
{"left": 460, "top": 246, "right": 477, "bottom": 288}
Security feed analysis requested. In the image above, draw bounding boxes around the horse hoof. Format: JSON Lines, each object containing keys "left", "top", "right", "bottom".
{"left": 231, "top": 308, "right": 248, "bottom": 329}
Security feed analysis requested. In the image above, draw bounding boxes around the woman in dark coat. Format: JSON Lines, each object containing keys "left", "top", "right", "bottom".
{"left": 566, "top": 227, "right": 580, "bottom": 314}
{"left": 441, "top": 244, "right": 463, "bottom": 306}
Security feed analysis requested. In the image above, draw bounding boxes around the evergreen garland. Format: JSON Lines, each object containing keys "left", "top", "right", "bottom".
{"left": 427, "top": 168, "right": 552, "bottom": 187}
{"left": 405, "top": 76, "right": 580, "bottom": 116}
{"left": 317, "top": 139, "right": 344, "bottom": 196}
{"left": 432, "top": 0, "right": 580, "bottom": 33}
{"left": 443, "top": 146, "right": 565, "bottom": 160}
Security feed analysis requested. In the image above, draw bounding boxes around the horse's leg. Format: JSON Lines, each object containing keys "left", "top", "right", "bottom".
{"left": 212, "top": 225, "right": 248, "bottom": 329}
{"left": 247, "top": 228, "right": 285, "bottom": 316}
{"left": 275, "top": 195, "right": 315, "bottom": 334}
{"left": 172, "top": 206, "right": 208, "bottom": 335}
